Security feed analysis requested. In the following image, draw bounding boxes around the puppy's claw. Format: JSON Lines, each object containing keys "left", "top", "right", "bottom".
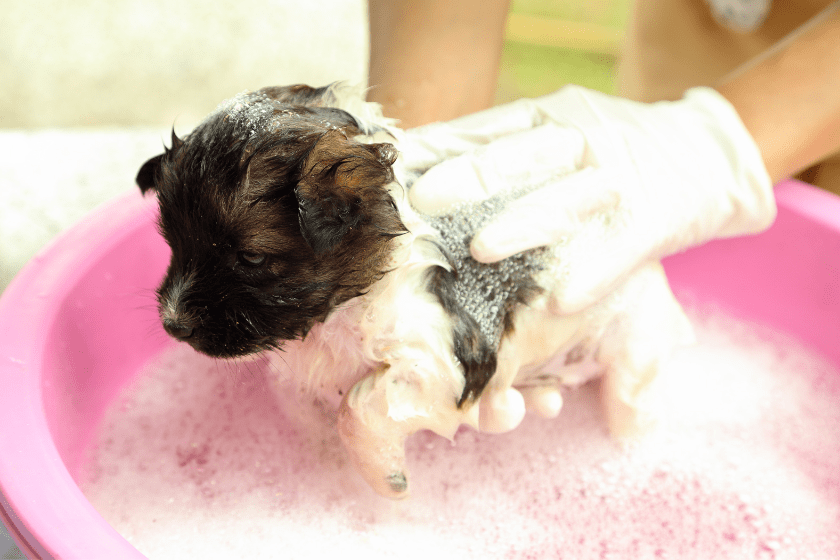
{"left": 387, "top": 472, "right": 408, "bottom": 494}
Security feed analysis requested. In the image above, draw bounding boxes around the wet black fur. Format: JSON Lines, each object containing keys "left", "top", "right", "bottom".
{"left": 426, "top": 246, "right": 544, "bottom": 406}
{"left": 426, "top": 266, "right": 497, "bottom": 406}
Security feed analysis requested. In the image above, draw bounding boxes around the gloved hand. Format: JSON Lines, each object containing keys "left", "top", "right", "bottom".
{"left": 402, "top": 85, "right": 776, "bottom": 313}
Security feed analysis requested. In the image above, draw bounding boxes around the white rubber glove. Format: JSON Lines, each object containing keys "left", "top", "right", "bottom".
{"left": 404, "top": 85, "right": 776, "bottom": 313}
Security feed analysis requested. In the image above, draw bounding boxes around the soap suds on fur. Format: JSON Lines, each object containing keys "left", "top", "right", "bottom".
{"left": 424, "top": 192, "right": 548, "bottom": 346}
{"left": 80, "top": 303, "right": 840, "bottom": 559}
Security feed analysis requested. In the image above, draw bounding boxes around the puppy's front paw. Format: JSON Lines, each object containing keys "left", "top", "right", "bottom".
{"left": 338, "top": 361, "right": 472, "bottom": 498}
{"left": 337, "top": 372, "right": 412, "bottom": 499}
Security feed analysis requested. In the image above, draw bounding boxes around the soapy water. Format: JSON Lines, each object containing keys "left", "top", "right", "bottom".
{"left": 80, "top": 302, "right": 840, "bottom": 559}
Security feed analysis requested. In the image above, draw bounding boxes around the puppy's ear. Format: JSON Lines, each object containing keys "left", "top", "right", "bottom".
{"left": 136, "top": 131, "right": 184, "bottom": 193}
{"left": 296, "top": 132, "right": 398, "bottom": 255}
{"left": 136, "top": 154, "right": 164, "bottom": 193}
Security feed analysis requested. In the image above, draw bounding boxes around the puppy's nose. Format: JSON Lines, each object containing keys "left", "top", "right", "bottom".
{"left": 163, "top": 319, "right": 194, "bottom": 341}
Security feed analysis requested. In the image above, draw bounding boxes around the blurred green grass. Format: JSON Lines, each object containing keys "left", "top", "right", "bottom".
{"left": 496, "top": 0, "right": 630, "bottom": 102}
{"left": 511, "top": 0, "right": 629, "bottom": 28}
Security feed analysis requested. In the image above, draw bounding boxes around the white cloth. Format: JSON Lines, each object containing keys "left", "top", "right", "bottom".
{"left": 705, "top": 0, "right": 772, "bottom": 32}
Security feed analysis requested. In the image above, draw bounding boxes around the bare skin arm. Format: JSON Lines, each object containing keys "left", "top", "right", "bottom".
{"left": 715, "top": 1, "right": 840, "bottom": 183}
{"left": 367, "top": 0, "right": 510, "bottom": 128}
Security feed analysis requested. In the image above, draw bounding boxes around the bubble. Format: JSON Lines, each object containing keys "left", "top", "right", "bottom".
{"left": 422, "top": 189, "right": 549, "bottom": 346}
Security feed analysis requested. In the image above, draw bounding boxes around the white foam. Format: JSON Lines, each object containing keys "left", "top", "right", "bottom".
{"left": 80, "top": 303, "right": 840, "bottom": 559}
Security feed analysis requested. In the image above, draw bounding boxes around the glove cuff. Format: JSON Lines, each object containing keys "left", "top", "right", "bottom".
{"left": 681, "top": 87, "right": 776, "bottom": 238}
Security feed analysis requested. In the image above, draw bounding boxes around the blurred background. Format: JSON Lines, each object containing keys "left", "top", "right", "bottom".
{"left": 1, "top": 0, "right": 627, "bottom": 129}
{"left": 0, "top": 0, "right": 628, "bottom": 555}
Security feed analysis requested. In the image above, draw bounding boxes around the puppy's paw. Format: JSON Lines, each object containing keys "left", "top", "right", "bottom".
{"left": 337, "top": 373, "right": 412, "bottom": 499}
{"left": 337, "top": 360, "right": 472, "bottom": 498}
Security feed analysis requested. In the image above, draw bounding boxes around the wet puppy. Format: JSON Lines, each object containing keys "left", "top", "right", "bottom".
{"left": 138, "top": 84, "right": 692, "bottom": 498}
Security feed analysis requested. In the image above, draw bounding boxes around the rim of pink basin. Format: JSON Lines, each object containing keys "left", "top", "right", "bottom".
{"left": 0, "top": 179, "right": 838, "bottom": 558}
{"left": 0, "top": 191, "right": 167, "bottom": 559}
{"left": 662, "top": 180, "right": 840, "bottom": 366}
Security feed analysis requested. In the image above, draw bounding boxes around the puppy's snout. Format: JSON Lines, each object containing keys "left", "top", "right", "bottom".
{"left": 163, "top": 318, "right": 195, "bottom": 341}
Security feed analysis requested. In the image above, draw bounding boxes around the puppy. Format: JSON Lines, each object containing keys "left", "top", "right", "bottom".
{"left": 137, "top": 84, "right": 693, "bottom": 499}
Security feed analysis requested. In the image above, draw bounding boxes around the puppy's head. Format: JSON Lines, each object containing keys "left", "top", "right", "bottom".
{"left": 138, "top": 85, "right": 406, "bottom": 358}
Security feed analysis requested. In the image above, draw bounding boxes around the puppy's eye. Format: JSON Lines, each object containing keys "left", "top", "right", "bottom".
{"left": 238, "top": 251, "right": 266, "bottom": 266}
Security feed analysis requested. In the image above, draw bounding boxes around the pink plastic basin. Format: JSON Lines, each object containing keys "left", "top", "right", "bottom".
{"left": 0, "top": 180, "right": 838, "bottom": 558}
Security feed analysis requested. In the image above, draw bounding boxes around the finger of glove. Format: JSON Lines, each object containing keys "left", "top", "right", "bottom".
{"left": 409, "top": 123, "right": 585, "bottom": 217}
{"left": 543, "top": 208, "right": 661, "bottom": 315}
{"left": 401, "top": 97, "right": 548, "bottom": 171}
{"left": 520, "top": 385, "right": 563, "bottom": 419}
{"left": 547, "top": 245, "right": 643, "bottom": 314}
{"left": 470, "top": 166, "right": 622, "bottom": 263}
{"left": 478, "top": 387, "right": 526, "bottom": 434}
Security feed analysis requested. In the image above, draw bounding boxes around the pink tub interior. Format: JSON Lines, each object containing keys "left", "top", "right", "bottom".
{"left": 0, "top": 180, "right": 838, "bottom": 558}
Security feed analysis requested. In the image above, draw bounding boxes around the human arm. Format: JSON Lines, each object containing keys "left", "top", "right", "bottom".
{"left": 716, "top": 1, "right": 840, "bottom": 183}
{"left": 366, "top": 0, "right": 510, "bottom": 128}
